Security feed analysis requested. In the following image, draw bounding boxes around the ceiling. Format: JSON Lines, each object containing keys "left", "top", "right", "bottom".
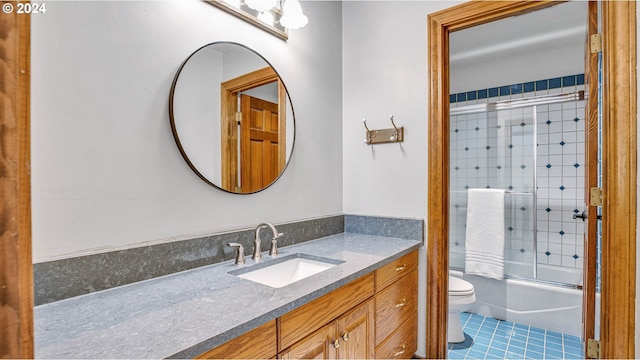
{"left": 449, "top": 1, "right": 589, "bottom": 66}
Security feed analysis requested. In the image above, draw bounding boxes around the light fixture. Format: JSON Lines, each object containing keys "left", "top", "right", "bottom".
{"left": 257, "top": 10, "right": 275, "bottom": 26}
{"left": 243, "top": 0, "right": 308, "bottom": 30}
{"left": 207, "top": 0, "right": 308, "bottom": 40}
{"left": 279, "top": 0, "right": 308, "bottom": 30}
{"left": 244, "top": 0, "right": 278, "bottom": 12}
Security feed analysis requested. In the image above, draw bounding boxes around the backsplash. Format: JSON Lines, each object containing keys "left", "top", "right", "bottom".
{"left": 34, "top": 214, "right": 423, "bottom": 305}
{"left": 449, "top": 74, "right": 585, "bottom": 273}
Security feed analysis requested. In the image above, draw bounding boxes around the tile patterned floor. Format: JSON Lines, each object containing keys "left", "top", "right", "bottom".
{"left": 448, "top": 312, "right": 584, "bottom": 359}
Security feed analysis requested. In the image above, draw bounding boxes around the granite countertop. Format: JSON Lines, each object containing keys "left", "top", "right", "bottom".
{"left": 34, "top": 233, "right": 421, "bottom": 359}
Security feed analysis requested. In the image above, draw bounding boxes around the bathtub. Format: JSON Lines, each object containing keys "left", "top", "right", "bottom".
{"left": 450, "top": 267, "right": 584, "bottom": 337}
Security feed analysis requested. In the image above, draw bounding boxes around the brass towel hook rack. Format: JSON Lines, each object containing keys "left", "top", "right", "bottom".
{"left": 362, "top": 115, "right": 405, "bottom": 145}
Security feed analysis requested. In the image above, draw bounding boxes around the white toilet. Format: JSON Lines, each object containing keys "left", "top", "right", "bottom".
{"left": 448, "top": 276, "right": 476, "bottom": 343}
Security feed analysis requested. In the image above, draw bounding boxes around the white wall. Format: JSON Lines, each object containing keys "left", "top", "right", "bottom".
{"left": 342, "top": 1, "right": 463, "bottom": 357}
{"left": 31, "top": 0, "right": 343, "bottom": 261}
{"left": 450, "top": 42, "right": 585, "bottom": 94}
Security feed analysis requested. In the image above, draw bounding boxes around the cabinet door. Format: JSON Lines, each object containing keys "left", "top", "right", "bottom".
{"left": 280, "top": 323, "right": 337, "bottom": 360}
{"left": 336, "top": 299, "right": 375, "bottom": 359}
{"left": 195, "top": 320, "right": 277, "bottom": 359}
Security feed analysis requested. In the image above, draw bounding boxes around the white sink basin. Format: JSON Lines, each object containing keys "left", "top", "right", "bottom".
{"left": 229, "top": 254, "right": 344, "bottom": 288}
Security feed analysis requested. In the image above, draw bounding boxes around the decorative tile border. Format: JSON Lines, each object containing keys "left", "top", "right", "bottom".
{"left": 34, "top": 214, "right": 422, "bottom": 305}
{"left": 450, "top": 74, "right": 584, "bottom": 104}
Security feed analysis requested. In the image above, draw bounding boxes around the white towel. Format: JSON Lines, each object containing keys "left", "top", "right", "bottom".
{"left": 465, "top": 188, "right": 506, "bottom": 280}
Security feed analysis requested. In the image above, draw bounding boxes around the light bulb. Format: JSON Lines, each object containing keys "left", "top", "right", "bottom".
{"left": 280, "top": 0, "right": 308, "bottom": 29}
{"left": 257, "top": 11, "right": 274, "bottom": 25}
{"left": 244, "top": 0, "right": 277, "bottom": 12}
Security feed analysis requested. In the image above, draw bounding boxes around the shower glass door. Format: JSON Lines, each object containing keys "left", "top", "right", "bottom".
{"left": 449, "top": 91, "right": 586, "bottom": 287}
{"left": 449, "top": 105, "right": 537, "bottom": 280}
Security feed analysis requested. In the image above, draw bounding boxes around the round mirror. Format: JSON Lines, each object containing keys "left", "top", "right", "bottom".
{"left": 170, "top": 42, "right": 295, "bottom": 194}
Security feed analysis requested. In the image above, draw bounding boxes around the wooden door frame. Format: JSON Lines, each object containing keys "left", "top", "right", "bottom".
{"left": 0, "top": 7, "right": 33, "bottom": 359}
{"left": 427, "top": 1, "right": 637, "bottom": 359}
{"left": 582, "top": 0, "right": 598, "bottom": 346}
{"left": 220, "top": 66, "right": 286, "bottom": 192}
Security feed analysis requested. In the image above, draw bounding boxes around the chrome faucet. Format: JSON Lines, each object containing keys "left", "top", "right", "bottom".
{"left": 253, "top": 222, "right": 283, "bottom": 261}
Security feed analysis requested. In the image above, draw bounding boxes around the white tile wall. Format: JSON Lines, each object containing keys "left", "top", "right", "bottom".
{"left": 449, "top": 76, "right": 586, "bottom": 275}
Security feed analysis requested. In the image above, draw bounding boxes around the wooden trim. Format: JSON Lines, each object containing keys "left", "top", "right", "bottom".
{"left": 427, "top": 3, "right": 557, "bottom": 357}
{"left": 427, "top": 1, "right": 637, "bottom": 358}
{"left": 220, "top": 66, "right": 278, "bottom": 192}
{"left": 582, "top": 0, "right": 598, "bottom": 348}
{"left": 277, "top": 80, "right": 286, "bottom": 172}
{"left": 221, "top": 67, "right": 279, "bottom": 192}
{"left": 0, "top": 7, "right": 34, "bottom": 358}
{"left": 600, "top": 2, "right": 637, "bottom": 358}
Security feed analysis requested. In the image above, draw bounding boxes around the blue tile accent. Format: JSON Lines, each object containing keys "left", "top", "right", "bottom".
{"left": 574, "top": 163, "right": 580, "bottom": 168}
{"left": 546, "top": 164, "right": 552, "bottom": 169}
{"left": 560, "top": 185, "right": 565, "bottom": 190}
{"left": 562, "top": 75, "right": 576, "bottom": 87}
{"left": 448, "top": 313, "right": 585, "bottom": 359}
{"left": 560, "top": 230, "right": 565, "bottom": 235}
{"left": 511, "top": 83, "right": 523, "bottom": 94}
{"left": 560, "top": 141, "right": 565, "bottom": 146}
{"left": 545, "top": 251, "right": 551, "bottom": 256}
{"left": 546, "top": 208, "right": 551, "bottom": 212}
{"left": 536, "top": 79, "right": 549, "bottom": 91}
{"left": 546, "top": 120, "right": 552, "bottom": 125}
{"left": 573, "top": 254, "right": 579, "bottom": 259}
{"left": 523, "top": 82, "right": 535, "bottom": 93}
{"left": 549, "top": 77, "right": 562, "bottom": 89}
{"left": 449, "top": 74, "right": 584, "bottom": 103}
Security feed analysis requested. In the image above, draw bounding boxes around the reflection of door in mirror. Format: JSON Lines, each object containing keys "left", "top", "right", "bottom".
{"left": 220, "top": 67, "right": 286, "bottom": 193}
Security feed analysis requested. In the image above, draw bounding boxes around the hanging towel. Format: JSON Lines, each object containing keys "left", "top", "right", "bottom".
{"left": 465, "top": 188, "right": 506, "bottom": 280}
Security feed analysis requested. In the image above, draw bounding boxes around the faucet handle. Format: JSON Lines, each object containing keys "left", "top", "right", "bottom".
{"left": 269, "top": 239, "right": 278, "bottom": 257}
{"left": 227, "top": 243, "right": 245, "bottom": 265}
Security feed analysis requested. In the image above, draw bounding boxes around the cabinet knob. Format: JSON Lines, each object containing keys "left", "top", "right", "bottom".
{"left": 342, "top": 332, "right": 350, "bottom": 342}
{"left": 394, "top": 298, "right": 407, "bottom": 308}
{"left": 394, "top": 344, "right": 406, "bottom": 357}
{"left": 395, "top": 264, "right": 407, "bottom": 272}
{"left": 333, "top": 338, "right": 340, "bottom": 349}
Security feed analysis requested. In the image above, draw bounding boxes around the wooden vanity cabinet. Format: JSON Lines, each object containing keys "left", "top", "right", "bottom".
{"left": 195, "top": 250, "right": 418, "bottom": 360}
{"left": 280, "top": 299, "right": 375, "bottom": 359}
{"left": 195, "top": 320, "right": 277, "bottom": 359}
{"left": 374, "top": 251, "right": 419, "bottom": 359}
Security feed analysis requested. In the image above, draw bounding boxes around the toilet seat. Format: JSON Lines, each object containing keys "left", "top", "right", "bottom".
{"left": 449, "top": 276, "right": 474, "bottom": 297}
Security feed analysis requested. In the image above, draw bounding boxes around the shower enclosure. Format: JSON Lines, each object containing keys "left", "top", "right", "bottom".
{"left": 449, "top": 91, "right": 586, "bottom": 288}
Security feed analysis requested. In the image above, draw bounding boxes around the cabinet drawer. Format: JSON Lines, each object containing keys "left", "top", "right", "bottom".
{"left": 375, "top": 251, "right": 418, "bottom": 291}
{"left": 375, "top": 269, "right": 418, "bottom": 345}
{"left": 374, "top": 312, "right": 417, "bottom": 359}
{"left": 279, "top": 273, "right": 375, "bottom": 351}
{"left": 195, "top": 320, "right": 277, "bottom": 359}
